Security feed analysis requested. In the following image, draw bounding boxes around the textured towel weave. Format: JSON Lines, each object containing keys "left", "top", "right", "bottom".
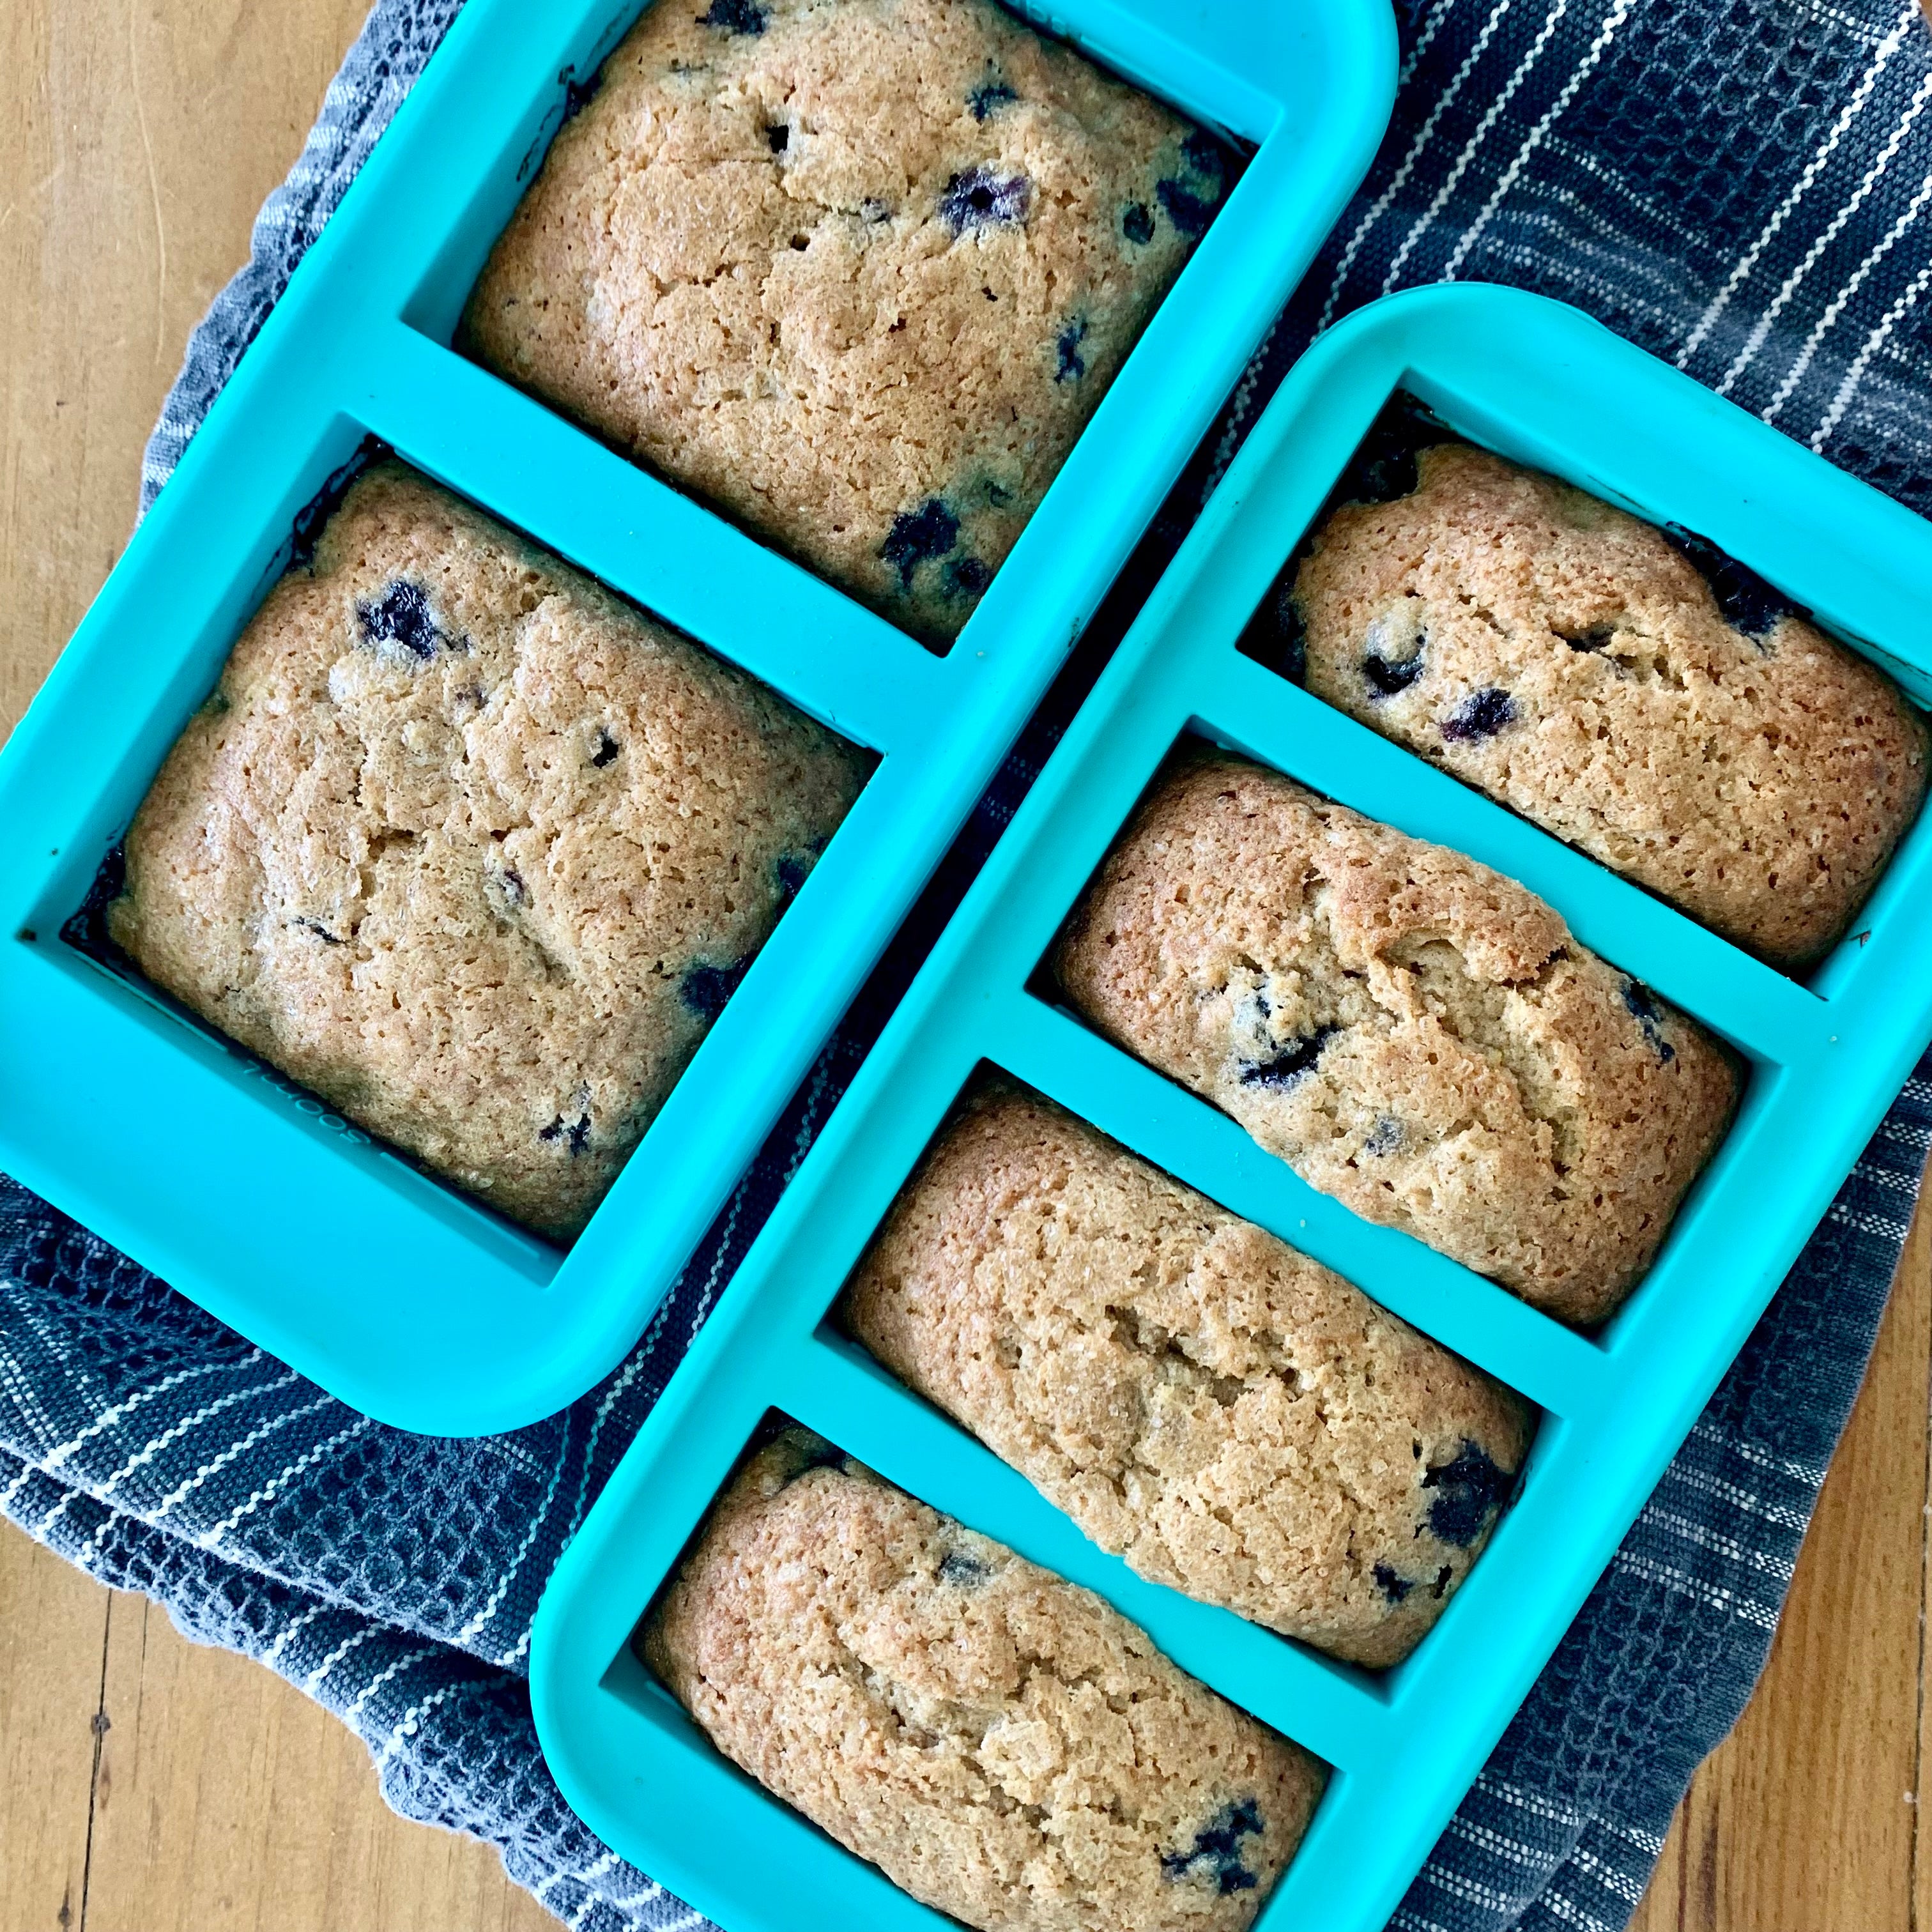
{"left": 8, "top": 1, "right": 1932, "bottom": 1928}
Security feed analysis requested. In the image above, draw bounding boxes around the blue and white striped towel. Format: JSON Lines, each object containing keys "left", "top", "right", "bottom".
{"left": 8, "top": 0, "right": 1932, "bottom": 1926}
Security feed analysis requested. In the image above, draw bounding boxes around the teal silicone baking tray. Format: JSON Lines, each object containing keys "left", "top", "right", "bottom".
{"left": 0, "top": 0, "right": 1395, "bottom": 1435}
{"left": 530, "top": 284, "right": 1932, "bottom": 1932}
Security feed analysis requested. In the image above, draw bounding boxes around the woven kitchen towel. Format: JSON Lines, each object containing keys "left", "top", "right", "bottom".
{"left": 8, "top": 0, "right": 1932, "bottom": 1928}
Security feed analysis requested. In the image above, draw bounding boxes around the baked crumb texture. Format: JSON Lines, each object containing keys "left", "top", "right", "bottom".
{"left": 109, "top": 461, "right": 868, "bottom": 1242}
{"left": 845, "top": 1084, "right": 1533, "bottom": 1666}
{"left": 641, "top": 1429, "right": 1324, "bottom": 1932}
{"left": 1291, "top": 443, "right": 1928, "bottom": 967}
{"left": 1054, "top": 752, "right": 1739, "bottom": 1326}
{"left": 461, "top": 0, "right": 1227, "bottom": 647}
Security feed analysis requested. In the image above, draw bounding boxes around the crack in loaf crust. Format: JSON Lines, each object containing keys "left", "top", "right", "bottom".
{"left": 842, "top": 1085, "right": 1533, "bottom": 1668}
{"left": 641, "top": 1429, "right": 1322, "bottom": 1932}
{"left": 460, "top": 0, "right": 1227, "bottom": 648}
{"left": 107, "top": 462, "right": 867, "bottom": 1243}
{"left": 1051, "top": 753, "right": 1739, "bottom": 1326}
{"left": 1290, "top": 444, "right": 1929, "bottom": 967}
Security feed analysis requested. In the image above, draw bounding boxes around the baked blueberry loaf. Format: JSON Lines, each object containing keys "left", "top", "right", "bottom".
{"left": 1287, "top": 442, "right": 1928, "bottom": 967}
{"left": 108, "top": 461, "right": 866, "bottom": 1242}
{"left": 461, "top": 0, "right": 1229, "bottom": 647}
{"left": 843, "top": 1085, "right": 1532, "bottom": 1667}
{"left": 1052, "top": 753, "right": 1738, "bottom": 1326}
{"left": 641, "top": 1427, "right": 1322, "bottom": 1932}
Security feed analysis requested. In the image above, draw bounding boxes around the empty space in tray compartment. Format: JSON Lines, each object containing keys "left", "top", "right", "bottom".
{"left": 52, "top": 432, "right": 879, "bottom": 1264}
{"left": 398, "top": 0, "right": 1257, "bottom": 655}
{"left": 1232, "top": 385, "right": 1931, "bottom": 988}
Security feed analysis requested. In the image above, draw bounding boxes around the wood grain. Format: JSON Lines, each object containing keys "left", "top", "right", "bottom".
{"left": 1, "top": 3, "right": 1928, "bottom": 1930}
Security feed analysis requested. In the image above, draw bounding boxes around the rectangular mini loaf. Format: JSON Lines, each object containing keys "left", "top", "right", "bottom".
{"left": 1286, "top": 440, "right": 1928, "bottom": 967}
{"left": 641, "top": 1427, "right": 1324, "bottom": 1932}
{"left": 843, "top": 1084, "right": 1531, "bottom": 1667}
{"left": 108, "top": 461, "right": 867, "bottom": 1241}
{"left": 1052, "top": 751, "right": 1738, "bottom": 1326}
{"left": 461, "top": 0, "right": 1229, "bottom": 646}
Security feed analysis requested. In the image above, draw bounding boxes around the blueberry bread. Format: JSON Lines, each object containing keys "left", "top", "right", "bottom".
{"left": 1052, "top": 753, "right": 1738, "bottom": 1326}
{"left": 641, "top": 1428, "right": 1322, "bottom": 1932}
{"left": 461, "top": 0, "right": 1229, "bottom": 648}
{"left": 843, "top": 1085, "right": 1532, "bottom": 1666}
{"left": 1287, "top": 443, "right": 1928, "bottom": 967}
{"left": 109, "top": 462, "right": 866, "bottom": 1241}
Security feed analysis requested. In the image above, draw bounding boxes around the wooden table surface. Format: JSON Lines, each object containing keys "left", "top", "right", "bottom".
{"left": 2, "top": 4, "right": 1928, "bottom": 1929}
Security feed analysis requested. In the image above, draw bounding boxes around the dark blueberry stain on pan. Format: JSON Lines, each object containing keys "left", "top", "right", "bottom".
{"left": 1374, "top": 1562, "right": 1414, "bottom": 1604}
{"left": 590, "top": 728, "right": 621, "bottom": 769}
{"left": 776, "top": 853, "right": 812, "bottom": 905}
{"left": 881, "top": 498, "right": 961, "bottom": 588}
{"left": 969, "top": 77, "right": 1018, "bottom": 119}
{"left": 1055, "top": 317, "right": 1088, "bottom": 383}
{"left": 1623, "top": 979, "right": 1678, "bottom": 1063}
{"left": 940, "top": 165, "right": 1031, "bottom": 234}
{"left": 1162, "top": 1798, "right": 1264, "bottom": 1895}
{"left": 1239, "top": 1024, "right": 1340, "bottom": 1091}
{"left": 680, "top": 955, "right": 755, "bottom": 1020}
{"left": 559, "top": 69, "right": 597, "bottom": 123}
{"left": 774, "top": 1429, "right": 849, "bottom": 1485}
{"left": 1121, "top": 201, "right": 1155, "bottom": 245}
{"left": 1363, "top": 634, "right": 1426, "bottom": 696}
{"left": 1421, "top": 1441, "right": 1513, "bottom": 1547}
{"left": 357, "top": 581, "right": 446, "bottom": 664}
{"left": 1237, "top": 590, "right": 1305, "bottom": 683}
{"left": 696, "top": 0, "right": 766, "bottom": 32}
{"left": 938, "top": 1549, "right": 992, "bottom": 1586}
{"left": 1662, "top": 528, "right": 1798, "bottom": 639}
{"left": 538, "top": 1112, "right": 593, "bottom": 1156}
{"left": 1440, "top": 686, "right": 1517, "bottom": 742}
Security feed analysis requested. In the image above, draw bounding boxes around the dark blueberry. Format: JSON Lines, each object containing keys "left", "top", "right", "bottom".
{"left": 696, "top": 0, "right": 766, "bottom": 31}
{"left": 1154, "top": 177, "right": 1216, "bottom": 238}
{"left": 297, "top": 917, "right": 343, "bottom": 946}
{"left": 496, "top": 866, "right": 529, "bottom": 908}
{"left": 1621, "top": 978, "right": 1677, "bottom": 1064}
{"left": 1055, "top": 317, "right": 1088, "bottom": 383}
{"left": 1239, "top": 1024, "right": 1340, "bottom": 1092}
{"left": 560, "top": 71, "right": 597, "bottom": 122}
{"left": 1363, "top": 638, "right": 1425, "bottom": 696}
{"left": 1161, "top": 1798, "right": 1264, "bottom": 1896}
{"left": 1373, "top": 1562, "right": 1414, "bottom": 1604}
{"left": 356, "top": 581, "right": 443, "bottom": 664}
{"left": 949, "top": 555, "right": 993, "bottom": 599}
{"left": 969, "top": 77, "right": 1018, "bottom": 119}
{"left": 1181, "top": 129, "right": 1230, "bottom": 183}
{"left": 880, "top": 497, "right": 961, "bottom": 588}
{"left": 1662, "top": 529, "right": 1795, "bottom": 639}
{"left": 538, "top": 1112, "right": 592, "bottom": 1156}
{"left": 1439, "top": 686, "right": 1517, "bottom": 742}
{"left": 1121, "top": 201, "right": 1155, "bottom": 245}
{"left": 938, "top": 1549, "right": 992, "bottom": 1586}
{"left": 1421, "top": 1440, "right": 1514, "bottom": 1547}
{"left": 776, "top": 852, "right": 812, "bottom": 903}
{"left": 765, "top": 123, "right": 789, "bottom": 153}
{"left": 680, "top": 955, "right": 755, "bottom": 1021}
{"left": 939, "top": 165, "right": 1031, "bottom": 234}
{"left": 1363, "top": 1115, "right": 1404, "bottom": 1156}
{"left": 591, "top": 728, "right": 621, "bottom": 769}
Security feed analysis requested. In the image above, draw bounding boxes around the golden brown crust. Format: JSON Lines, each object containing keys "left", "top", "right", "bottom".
{"left": 1052, "top": 753, "right": 1738, "bottom": 1325}
{"left": 843, "top": 1085, "right": 1532, "bottom": 1666}
{"left": 461, "top": 0, "right": 1222, "bottom": 646}
{"left": 109, "top": 462, "right": 866, "bottom": 1240}
{"left": 642, "top": 1430, "right": 1323, "bottom": 1931}
{"left": 1292, "top": 443, "right": 1928, "bottom": 966}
